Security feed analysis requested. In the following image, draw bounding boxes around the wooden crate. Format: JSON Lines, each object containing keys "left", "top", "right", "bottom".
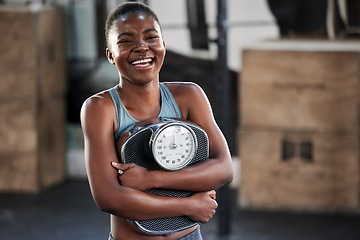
{"left": 0, "top": 97, "right": 66, "bottom": 192}
{"left": 240, "top": 41, "right": 360, "bottom": 132}
{"left": 238, "top": 128, "right": 359, "bottom": 213}
{"left": 0, "top": 5, "right": 66, "bottom": 99}
{"left": 238, "top": 41, "right": 360, "bottom": 213}
{"left": 0, "top": 6, "right": 66, "bottom": 193}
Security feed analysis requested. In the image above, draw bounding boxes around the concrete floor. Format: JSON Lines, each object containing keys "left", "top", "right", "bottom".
{"left": 1, "top": 179, "right": 360, "bottom": 240}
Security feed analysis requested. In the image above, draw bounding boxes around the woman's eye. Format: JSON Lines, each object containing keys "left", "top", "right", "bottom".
{"left": 147, "top": 36, "right": 159, "bottom": 40}
{"left": 118, "top": 39, "right": 132, "bottom": 44}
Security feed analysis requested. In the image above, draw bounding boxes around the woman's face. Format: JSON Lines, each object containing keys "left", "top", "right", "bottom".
{"left": 107, "top": 12, "right": 165, "bottom": 85}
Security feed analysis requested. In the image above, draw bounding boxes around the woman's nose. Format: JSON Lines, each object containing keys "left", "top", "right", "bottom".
{"left": 134, "top": 40, "right": 148, "bottom": 52}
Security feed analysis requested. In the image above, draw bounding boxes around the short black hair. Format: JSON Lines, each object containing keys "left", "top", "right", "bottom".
{"left": 105, "top": 2, "right": 161, "bottom": 48}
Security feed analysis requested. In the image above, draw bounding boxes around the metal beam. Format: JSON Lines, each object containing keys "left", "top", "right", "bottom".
{"left": 214, "top": 0, "right": 232, "bottom": 237}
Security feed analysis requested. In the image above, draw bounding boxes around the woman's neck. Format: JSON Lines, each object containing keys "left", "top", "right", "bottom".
{"left": 117, "top": 79, "right": 162, "bottom": 120}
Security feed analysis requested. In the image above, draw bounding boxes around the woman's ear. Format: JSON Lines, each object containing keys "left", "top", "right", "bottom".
{"left": 106, "top": 48, "right": 116, "bottom": 65}
{"left": 163, "top": 40, "right": 166, "bottom": 55}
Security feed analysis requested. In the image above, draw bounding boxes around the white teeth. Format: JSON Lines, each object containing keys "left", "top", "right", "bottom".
{"left": 132, "top": 58, "right": 152, "bottom": 65}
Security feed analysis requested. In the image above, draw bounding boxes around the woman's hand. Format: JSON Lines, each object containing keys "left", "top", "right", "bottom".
{"left": 187, "top": 190, "right": 218, "bottom": 223}
{"left": 111, "top": 162, "right": 152, "bottom": 191}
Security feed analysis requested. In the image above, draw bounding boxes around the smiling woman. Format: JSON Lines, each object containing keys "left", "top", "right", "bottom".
{"left": 80, "top": 2, "right": 233, "bottom": 240}
{"left": 105, "top": 9, "right": 165, "bottom": 88}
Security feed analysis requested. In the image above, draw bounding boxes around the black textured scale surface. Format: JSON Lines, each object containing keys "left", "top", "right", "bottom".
{"left": 121, "top": 121, "right": 209, "bottom": 234}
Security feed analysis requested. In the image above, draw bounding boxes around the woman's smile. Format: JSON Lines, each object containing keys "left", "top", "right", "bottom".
{"left": 130, "top": 57, "right": 155, "bottom": 70}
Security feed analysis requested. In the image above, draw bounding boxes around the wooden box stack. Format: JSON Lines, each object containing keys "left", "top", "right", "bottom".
{"left": 0, "top": 5, "right": 66, "bottom": 193}
{"left": 238, "top": 40, "right": 360, "bottom": 213}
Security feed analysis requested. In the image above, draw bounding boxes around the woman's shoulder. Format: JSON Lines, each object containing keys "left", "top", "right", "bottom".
{"left": 81, "top": 88, "right": 115, "bottom": 119}
{"left": 162, "top": 82, "right": 209, "bottom": 119}
{"left": 163, "top": 81, "right": 204, "bottom": 97}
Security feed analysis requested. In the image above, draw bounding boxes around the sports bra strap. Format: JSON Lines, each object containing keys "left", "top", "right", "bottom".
{"left": 159, "top": 83, "right": 182, "bottom": 118}
{"left": 109, "top": 87, "right": 122, "bottom": 141}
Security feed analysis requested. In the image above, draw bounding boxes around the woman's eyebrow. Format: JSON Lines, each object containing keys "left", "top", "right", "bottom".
{"left": 143, "top": 28, "right": 158, "bottom": 34}
{"left": 117, "top": 32, "right": 133, "bottom": 39}
{"left": 117, "top": 28, "right": 158, "bottom": 39}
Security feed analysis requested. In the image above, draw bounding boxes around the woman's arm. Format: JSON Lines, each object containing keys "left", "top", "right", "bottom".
{"left": 80, "top": 92, "right": 217, "bottom": 222}
{"left": 113, "top": 82, "right": 233, "bottom": 192}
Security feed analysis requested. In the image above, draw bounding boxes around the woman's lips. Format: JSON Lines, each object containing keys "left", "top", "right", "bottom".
{"left": 131, "top": 58, "right": 154, "bottom": 70}
{"left": 131, "top": 58, "right": 153, "bottom": 65}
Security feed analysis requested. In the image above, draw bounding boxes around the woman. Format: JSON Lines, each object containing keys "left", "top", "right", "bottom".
{"left": 81, "top": 2, "right": 233, "bottom": 240}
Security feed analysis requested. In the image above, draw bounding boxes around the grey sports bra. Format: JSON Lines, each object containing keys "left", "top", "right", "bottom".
{"left": 109, "top": 83, "right": 182, "bottom": 142}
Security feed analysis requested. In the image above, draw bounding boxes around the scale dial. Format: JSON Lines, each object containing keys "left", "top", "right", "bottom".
{"left": 151, "top": 123, "right": 197, "bottom": 170}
